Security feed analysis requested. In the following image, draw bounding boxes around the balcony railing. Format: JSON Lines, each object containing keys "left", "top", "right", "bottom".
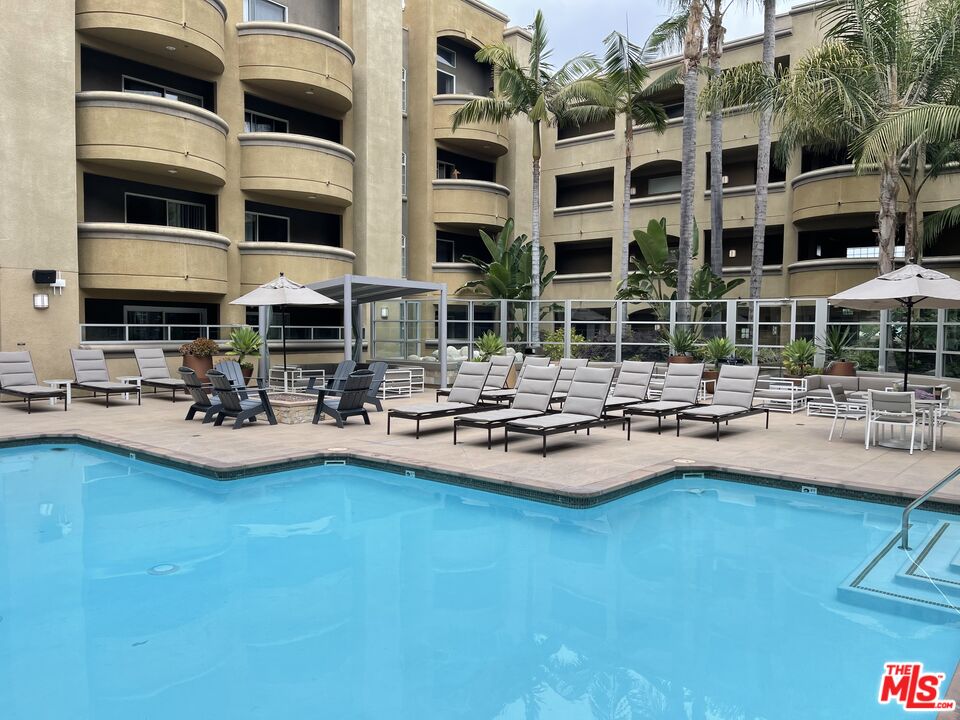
{"left": 80, "top": 324, "right": 356, "bottom": 344}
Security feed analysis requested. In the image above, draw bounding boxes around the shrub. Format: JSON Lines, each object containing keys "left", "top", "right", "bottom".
{"left": 474, "top": 330, "right": 505, "bottom": 361}
{"left": 542, "top": 328, "right": 586, "bottom": 361}
{"left": 178, "top": 338, "right": 219, "bottom": 358}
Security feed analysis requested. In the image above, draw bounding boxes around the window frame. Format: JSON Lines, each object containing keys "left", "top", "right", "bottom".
{"left": 436, "top": 44, "right": 457, "bottom": 68}
{"left": 436, "top": 160, "right": 456, "bottom": 180}
{"left": 436, "top": 68, "right": 456, "bottom": 95}
{"left": 245, "top": 210, "right": 291, "bottom": 243}
{"left": 122, "top": 75, "right": 204, "bottom": 108}
{"left": 124, "top": 192, "right": 207, "bottom": 230}
{"left": 436, "top": 237, "right": 456, "bottom": 263}
{"left": 244, "top": 0, "right": 288, "bottom": 22}
{"left": 243, "top": 109, "right": 289, "bottom": 134}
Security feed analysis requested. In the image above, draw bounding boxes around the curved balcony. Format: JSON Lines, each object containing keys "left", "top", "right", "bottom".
{"left": 76, "top": 91, "right": 228, "bottom": 185}
{"left": 76, "top": 0, "right": 227, "bottom": 73}
{"left": 792, "top": 166, "right": 882, "bottom": 224}
{"left": 433, "top": 180, "right": 509, "bottom": 228}
{"left": 787, "top": 258, "right": 886, "bottom": 297}
{"left": 239, "top": 133, "right": 354, "bottom": 209}
{"left": 78, "top": 223, "right": 230, "bottom": 294}
{"left": 239, "top": 242, "right": 355, "bottom": 289}
{"left": 237, "top": 22, "right": 354, "bottom": 115}
{"left": 433, "top": 96, "right": 508, "bottom": 157}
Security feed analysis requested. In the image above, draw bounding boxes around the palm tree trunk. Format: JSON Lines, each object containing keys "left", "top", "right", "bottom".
{"left": 708, "top": 0, "right": 724, "bottom": 277}
{"left": 530, "top": 120, "right": 542, "bottom": 344}
{"left": 750, "top": 0, "right": 776, "bottom": 299}
{"left": 878, "top": 155, "right": 899, "bottom": 274}
{"left": 621, "top": 120, "right": 634, "bottom": 282}
{"left": 904, "top": 144, "right": 924, "bottom": 262}
{"left": 677, "top": 1, "right": 704, "bottom": 322}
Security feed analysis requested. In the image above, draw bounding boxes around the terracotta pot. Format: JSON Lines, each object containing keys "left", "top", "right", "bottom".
{"left": 702, "top": 369, "right": 719, "bottom": 394}
{"left": 826, "top": 360, "right": 857, "bottom": 377}
{"left": 181, "top": 354, "right": 213, "bottom": 382}
{"left": 241, "top": 365, "right": 254, "bottom": 382}
{"left": 669, "top": 355, "right": 695, "bottom": 364}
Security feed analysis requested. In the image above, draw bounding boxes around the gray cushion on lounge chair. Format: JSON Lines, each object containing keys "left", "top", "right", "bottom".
{"left": 447, "top": 361, "right": 491, "bottom": 404}
{"left": 712, "top": 365, "right": 760, "bottom": 409}
{"left": 396, "top": 401, "right": 476, "bottom": 414}
{"left": 555, "top": 358, "right": 589, "bottom": 394}
{"left": 512, "top": 365, "right": 560, "bottom": 412}
{"left": 509, "top": 413, "right": 596, "bottom": 429}
{"left": 561, "top": 367, "right": 615, "bottom": 417}
{"left": 633, "top": 399, "right": 692, "bottom": 412}
{"left": 682, "top": 404, "right": 750, "bottom": 418}
{"left": 70, "top": 349, "right": 113, "bottom": 383}
{"left": 460, "top": 407, "right": 545, "bottom": 424}
{"left": 77, "top": 380, "right": 137, "bottom": 392}
{"left": 660, "top": 362, "right": 704, "bottom": 404}
{"left": 484, "top": 354, "right": 514, "bottom": 389}
{"left": 135, "top": 348, "right": 183, "bottom": 385}
{"left": 610, "top": 360, "right": 654, "bottom": 401}
{"left": 0, "top": 351, "right": 44, "bottom": 389}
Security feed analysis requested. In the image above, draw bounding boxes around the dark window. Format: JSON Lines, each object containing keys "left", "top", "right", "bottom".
{"left": 245, "top": 212, "right": 290, "bottom": 243}
{"left": 555, "top": 239, "right": 612, "bottom": 274}
{"left": 556, "top": 168, "right": 615, "bottom": 208}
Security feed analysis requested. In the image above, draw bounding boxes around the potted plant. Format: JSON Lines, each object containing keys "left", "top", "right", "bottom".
{"left": 781, "top": 338, "right": 817, "bottom": 378}
{"left": 178, "top": 337, "right": 219, "bottom": 381}
{"left": 701, "top": 336, "right": 735, "bottom": 390}
{"left": 662, "top": 327, "right": 701, "bottom": 363}
{"left": 226, "top": 326, "right": 263, "bottom": 380}
{"left": 473, "top": 330, "right": 505, "bottom": 361}
{"left": 818, "top": 326, "right": 857, "bottom": 376}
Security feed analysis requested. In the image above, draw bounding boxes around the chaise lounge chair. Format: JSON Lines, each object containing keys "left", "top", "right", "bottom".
{"left": 206, "top": 370, "right": 277, "bottom": 429}
{"left": 603, "top": 361, "right": 655, "bottom": 416}
{"left": 179, "top": 367, "right": 221, "bottom": 423}
{"left": 0, "top": 351, "right": 68, "bottom": 412}
{"left": 313, "top": 370, "right": 374, "bottom": 427}
{"left": 504, "top": 366, "right": 615, "bottom": 457}
{"left": 624, "top": 362, "right": 703, "bottom": 438}
{"left": 387, "top": 361, "right": 491, "bottom": 438}
{"left": 453, "top": 365, "right": 561, "bottom": 449}
{"left": 70, "top": 349, "right": 141, "bottom": 407}
{"left": 438, "top": 353, "right": 513, "bottom": 401}
{"left": 549, "top": 358, "right": 589, "bottom": 405}
{"left": 676, "top": 365, "right": 768, "bottom": 441}
{"left": 480, "top": 355, "right": 551, "bottom": 403}
{"left": 134, "top": 348, "right": 185, "bottom": 402}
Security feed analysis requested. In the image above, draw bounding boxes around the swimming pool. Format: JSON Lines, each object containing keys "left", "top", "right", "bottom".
{"left": 0, "top": 444, "right": 956, "bottom": 719}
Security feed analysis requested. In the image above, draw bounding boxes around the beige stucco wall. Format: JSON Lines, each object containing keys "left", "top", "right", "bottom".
{"left": 0, "top": 0, "right": 81, "bottom": 379}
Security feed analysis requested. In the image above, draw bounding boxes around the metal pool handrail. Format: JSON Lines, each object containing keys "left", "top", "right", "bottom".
{"left": 900, "top": 465, "right": 960, "bottom": 550}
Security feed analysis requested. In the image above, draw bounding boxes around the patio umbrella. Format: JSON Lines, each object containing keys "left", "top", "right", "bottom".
{"left": 829, "top": 263, "right": 960, "bottom": 389}
{"left": 230, "top": 273, "right": 337, "bottom": 375}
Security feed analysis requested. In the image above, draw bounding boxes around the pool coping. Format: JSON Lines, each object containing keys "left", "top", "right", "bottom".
{"left": 3, "top": 431, "right": 959, "bottom": 515}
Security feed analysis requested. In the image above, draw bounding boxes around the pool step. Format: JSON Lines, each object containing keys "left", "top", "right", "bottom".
{"left": 838, "top": 521, "right": 960, "bottom": 625}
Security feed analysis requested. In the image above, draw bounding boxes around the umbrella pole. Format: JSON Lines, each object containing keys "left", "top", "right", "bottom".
{"left": 282, "top": 304, "right": 288, "bottom": 391}
{"left": 903, "top": 300, "right": 913, "bottom": 391}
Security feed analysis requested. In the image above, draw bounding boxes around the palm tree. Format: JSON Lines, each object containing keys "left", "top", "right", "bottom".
{"left": 706, "top": 0, "right": 726, "bottom": 277}
{"left": 451, "top": 11, "right": 602, "bottom": 336}
{"left": 705, "top": 0, "right": 960, "bottom": 275}
{"left": 749, "top": 0, "right": 777, "bottom": 298}
{"left": 589, "top": 31, "right": 668, "bottom": 283}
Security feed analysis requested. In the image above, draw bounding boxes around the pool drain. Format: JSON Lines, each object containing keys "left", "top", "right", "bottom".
{"left": 148, "top": 563, "right": 180, "bottom": 576}
{"left": 51, "top": 447, "right": 68, "bottom": 452}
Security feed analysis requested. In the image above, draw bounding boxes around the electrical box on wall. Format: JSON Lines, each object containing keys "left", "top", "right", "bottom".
{"left": 32, "top": 269, "right": 57, "bottom": 284}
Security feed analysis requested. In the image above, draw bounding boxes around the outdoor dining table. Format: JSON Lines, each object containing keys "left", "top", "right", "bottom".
{"left": 851, "top": 392, "right": 950, "bottom": 451}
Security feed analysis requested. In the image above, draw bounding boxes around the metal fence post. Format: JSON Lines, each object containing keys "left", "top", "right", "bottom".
{"left": 936, "top": 308, "right": 946, "bottom": 378}
{"left": 564, "top": 300, "right": 572, "bottom": 358}
{"left": 879, "top": 309, "right": 889, "bottom": 373}
{"left": 751, "top": 299, "right": 760, "bottom": 365}
{"left": 726, "top": 299, "right": 737, "bottom": 346}
{"left": 499, "top": 299, "right": 508, "bottom": 348}
{"left": 814, "top": 298, "right": 828, "bottom": 368}
{"left": 615, "top": 300, "right": 623, "bottom": 363}
{"left": 467, "top": 301, "right": 475, "bottom": 360}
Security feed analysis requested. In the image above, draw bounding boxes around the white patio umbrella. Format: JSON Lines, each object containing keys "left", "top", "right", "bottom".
{"left": 829, "top": 263, "right": 960, "bottom": 389}
{"left": 230, "top": 273, "right": 337, "bottom": 375}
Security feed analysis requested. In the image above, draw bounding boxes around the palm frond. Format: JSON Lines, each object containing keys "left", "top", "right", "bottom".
{"left": 648, "top": 10, "right": 692, "bottom": 56}
{"left": 854, "top": 104, "right": 960, "bottom": 165}
{"left": 923, "top": 203, "right": 960, "bottom": 246}
{"left": 451, "top": 97, "right": 516, "bottom": 129}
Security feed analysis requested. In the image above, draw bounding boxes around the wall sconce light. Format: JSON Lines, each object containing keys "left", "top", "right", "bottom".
{"left": 33, "top": 293, "right": 49, "bottom": 310}
{"left": 728, "top": 249, "right": 737, "bottom": 258}
{"left": 380, "top": 307, "right": 389, "bottom": 319}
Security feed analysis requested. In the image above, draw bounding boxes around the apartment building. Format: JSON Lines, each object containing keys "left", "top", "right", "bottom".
{"left": 1, "top": 0, "right": 958, "bottom": 379}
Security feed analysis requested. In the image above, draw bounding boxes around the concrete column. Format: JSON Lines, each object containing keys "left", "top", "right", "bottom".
{"left": 351, "top": 0, "right": 403, "bottom": 277}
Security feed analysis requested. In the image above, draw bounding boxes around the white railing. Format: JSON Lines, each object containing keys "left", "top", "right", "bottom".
{"left": 80, "top": 324, "right": 354, "bottom": 344}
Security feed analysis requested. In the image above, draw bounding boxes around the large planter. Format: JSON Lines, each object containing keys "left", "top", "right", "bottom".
{"left": 181, "top": 354, "right": 214, "bottom": 382}
{"left": 669, "top": 355, "right": 696, "bottom": 364}
{"left": 826, "top": 360, "right": 857, "bottom": 377}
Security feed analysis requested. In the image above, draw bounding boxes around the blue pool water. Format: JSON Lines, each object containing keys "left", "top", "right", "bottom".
{"left": 0, "top": 445, "right": 957, "bottom": 719}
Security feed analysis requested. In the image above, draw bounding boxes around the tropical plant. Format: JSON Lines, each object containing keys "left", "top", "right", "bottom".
{"left": 473, "top": 330, "right": 505, "bottom": 361}
{"left": 226, "top": 326, "right": 263, "bottom": 370}
{"left": 452, "top": 11, "right": 602, "bottom": 311}
{"left": 178, "top": 337, "right": 219, "bottom": 358}
{"left": 702, "top": 336, "right": 735, "bottom": 369}
{"left": 703, "top": 0, "right": 960, "bottom": 273}
{"left": 457, "top": 219, "right": 555, "bottom": 300}
{"left": 782, "top": 338, "right": 817, "bottom": 377}
{"left": 588, "top": 31, "right": 669, "bottom": 282}
{"left": 662, "top": 327, "right": 701, "bottom": 356}
{"left": 818, "top": 325, "right": 856, "bottom": 362}
{"left": 617, "top": 218, "right": 744, "bottom": 320}
{"left": 542, "top": 328, "right": 586, "bottom": 361}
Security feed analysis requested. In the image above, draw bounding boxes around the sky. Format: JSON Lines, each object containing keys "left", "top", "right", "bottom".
{"left": 490, "top": 0, "right": 794, "bottom": 61}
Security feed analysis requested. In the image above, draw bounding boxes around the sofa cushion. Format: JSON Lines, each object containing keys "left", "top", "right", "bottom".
{"left": 821, "top": 376, "right": 859, "bottom": 392}
{"left": 857, "top": 377, "right": 891, "bottom": 392}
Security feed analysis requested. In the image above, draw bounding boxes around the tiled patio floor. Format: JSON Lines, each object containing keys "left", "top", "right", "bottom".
{"left": 2, "top": 389, "right": 958, "bottom": 505}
